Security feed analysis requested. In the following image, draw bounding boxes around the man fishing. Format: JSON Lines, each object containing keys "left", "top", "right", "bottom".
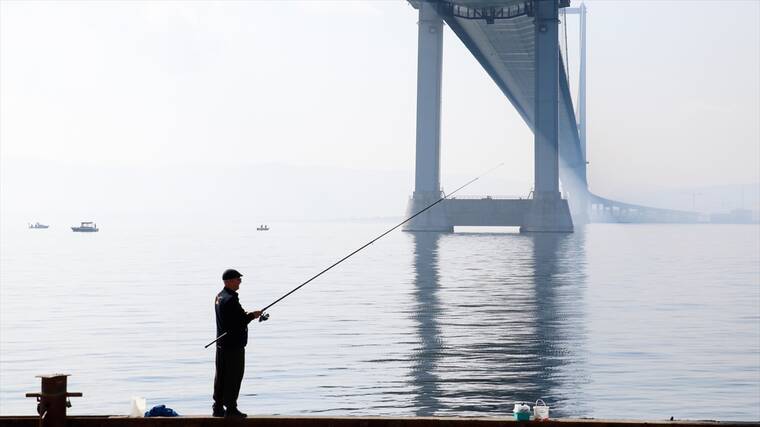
{"left": 212, "top": 269, "right": 261, "bottom": 418}
{"left": 204, "top": 165, "right": 503, "bottom": 416}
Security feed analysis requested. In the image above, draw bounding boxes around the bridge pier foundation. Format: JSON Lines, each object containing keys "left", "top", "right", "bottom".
{"left": 403, "top": 191, "right": 453, "bottom": 232}
{"left": 520, "top": 194, "right": 574, "bottom": 233}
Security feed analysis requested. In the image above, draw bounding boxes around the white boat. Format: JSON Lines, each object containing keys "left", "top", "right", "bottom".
{"left": 256, "top": 224, "right": 270, "bottom": 231}
{"left": 28, "top": 222, "right": 49, "bottom": 229}
{"left": 72, "top": 221, "right": 98, "bottom": 232}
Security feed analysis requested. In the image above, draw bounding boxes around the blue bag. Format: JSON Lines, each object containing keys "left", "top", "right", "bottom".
{"left": 144, "top": 404, "right": 180, "bottom": 417}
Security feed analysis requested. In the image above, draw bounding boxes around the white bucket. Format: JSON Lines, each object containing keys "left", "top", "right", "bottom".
{"left": 129, "top": 396, "right": 146, "bottom": 417}
{"left": 533, "top": 399, "right": 549, "bottom": 420}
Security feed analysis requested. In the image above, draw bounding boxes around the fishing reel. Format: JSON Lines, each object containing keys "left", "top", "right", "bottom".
{"left": 259, "top": 312, "right": 270, "bottom": 322}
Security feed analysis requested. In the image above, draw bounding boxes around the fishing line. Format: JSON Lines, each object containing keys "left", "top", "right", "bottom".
{"left": 205, "top": 162, "right": 504, "bottom": 349}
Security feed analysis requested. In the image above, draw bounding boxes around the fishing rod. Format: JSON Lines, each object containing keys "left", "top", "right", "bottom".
{"left": 205, "top": 163, "right": 504, "bottom": 349}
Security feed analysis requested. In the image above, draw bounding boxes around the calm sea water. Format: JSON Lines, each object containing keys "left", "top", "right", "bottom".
{"left": 1, "top": 222, "right": 758, "bottom": 420}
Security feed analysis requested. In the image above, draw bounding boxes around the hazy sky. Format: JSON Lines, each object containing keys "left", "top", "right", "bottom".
{"left": 1, "top": 0, "right": 758, "bottom": 222}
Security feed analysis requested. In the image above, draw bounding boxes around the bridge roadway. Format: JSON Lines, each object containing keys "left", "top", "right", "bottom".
{"left": 588, "top": 194, "right": 699, "bottom": 223}
{"left": 405, "top": 0, "right": 694, "bottom": 230}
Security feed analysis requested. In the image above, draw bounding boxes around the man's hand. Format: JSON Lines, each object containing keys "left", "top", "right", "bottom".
{"left": 248, "top": 310, "right": 263, "bottom": 320}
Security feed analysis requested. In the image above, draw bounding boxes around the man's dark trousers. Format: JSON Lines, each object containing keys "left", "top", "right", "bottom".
{"left": 213, "top": 346, "right": 245, "bottom": 410}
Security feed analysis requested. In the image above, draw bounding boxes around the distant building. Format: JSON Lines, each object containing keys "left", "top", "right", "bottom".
{"left": 709, "top": 209, "right": 757, "bottom": 224}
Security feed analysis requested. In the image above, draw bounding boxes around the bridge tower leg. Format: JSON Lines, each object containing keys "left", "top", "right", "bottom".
{"left": 404, "top": 1, "right": 452, "bottom": 232}
{"left": 578, "top": 2, "right": 588, "bottom": 164}
{"left": 576, "top": 2, "right": 590, "bottom": 224}
{"left": 521, "top": 0, "right": 573, "bottom": 233}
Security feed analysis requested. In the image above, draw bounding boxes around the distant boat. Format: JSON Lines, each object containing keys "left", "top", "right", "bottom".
{"left": 256, "top": 224, "right": 270, "bottom": 231}
{"left": 72, "top": 221, "right": 99, "bottom": 232}
{"left": 28, "top": 222, "right": 49, "bottom": 229}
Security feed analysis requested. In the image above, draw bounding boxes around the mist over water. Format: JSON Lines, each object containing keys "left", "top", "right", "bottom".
{"left": 2, "top": 0, "right": 758, "bottom": 421}
{"left": 1, "top": 221, "right": 758, "bottom": 420}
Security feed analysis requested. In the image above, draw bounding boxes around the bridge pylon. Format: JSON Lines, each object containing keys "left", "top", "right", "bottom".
{"left": 523, "top": 0, "right": 573, "bottom": 232}
{"left": 404, "top": 0, "right": 573, "bottom": 233}
{"left": 404, "top": 1, "right": 451, "bottom": 232}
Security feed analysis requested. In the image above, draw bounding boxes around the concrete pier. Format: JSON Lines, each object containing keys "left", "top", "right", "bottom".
{"left": 525, "top": 0, "right": 573, "bottom": 233}
{"left": 404, "top": 191, "right": 453, "bottom": 232}
{"left": 520, "top": 195, "right": 574, "bottom": 233}
{"left": 404, "top": 1, "right": 449, "bottom": 232}
{"left": 406, "top": 196, "right": 570, "bottom": 230}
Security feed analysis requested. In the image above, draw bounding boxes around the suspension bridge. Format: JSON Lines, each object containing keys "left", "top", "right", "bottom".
{"left": 403, "top": 0, "right": 697, "bottom": 232}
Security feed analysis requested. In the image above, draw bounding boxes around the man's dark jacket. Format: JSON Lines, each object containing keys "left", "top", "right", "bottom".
{"left": 215, "top": 287, "right": 251, "bottom": 348}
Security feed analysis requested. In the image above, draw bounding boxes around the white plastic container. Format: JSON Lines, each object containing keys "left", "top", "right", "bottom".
{"left": 513, "top": 402, "right": 531, "bottom": 421}
{"left": 533, "top": 399, "right": 549, "bottom": 420}
{"left": 129, "top": 396, "right": 146, "bottom": 417}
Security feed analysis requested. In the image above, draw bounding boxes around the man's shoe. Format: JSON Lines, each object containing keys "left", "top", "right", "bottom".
{"left": 212, "top": 405, "right": 225, "bottom": 417}
{"left": 225, "top": 408, "right": 247, "bottom": 418}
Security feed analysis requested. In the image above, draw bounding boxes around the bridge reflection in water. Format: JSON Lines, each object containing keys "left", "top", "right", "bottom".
{"left": 408, "top": 231, "right": 590, "bottom": 417}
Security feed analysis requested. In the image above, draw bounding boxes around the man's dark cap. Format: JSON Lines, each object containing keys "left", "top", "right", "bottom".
{"left": 222, "top": 269, "right": 243, "bottom": 281}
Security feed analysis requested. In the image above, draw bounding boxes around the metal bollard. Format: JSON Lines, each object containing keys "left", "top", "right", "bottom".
{"left": 25, "top": 374, "right": 82, "bottom": 427}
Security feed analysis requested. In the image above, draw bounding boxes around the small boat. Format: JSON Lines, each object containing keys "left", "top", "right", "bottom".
{"left": 256, "top": 224, "right": 270, "bottom": 231}
{"left": 28, "top": 222, "right": 49, "bottom": 229}
{"left": 72, "top": 221, "right": 99, "bottom": 232}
